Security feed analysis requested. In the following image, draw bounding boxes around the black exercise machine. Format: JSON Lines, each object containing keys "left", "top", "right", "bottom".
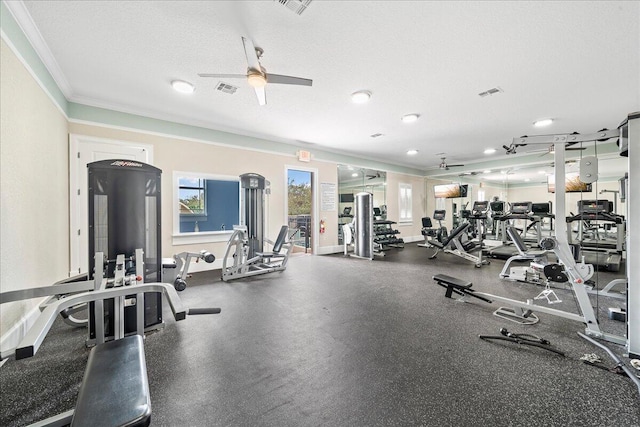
{"left": 418, "top": 210, "right": 448, "bottom": 248}
{"left": 427, "top": 219, "right": 490, "bottom": 268}
{"left": 566, "top": 199, "right": 624, "bottom": 272}
{"left": 485, "top": 202, "right": 534, "bottom": 260}
{"left": 0, "top": 160, "right": 221, "bottom": 426}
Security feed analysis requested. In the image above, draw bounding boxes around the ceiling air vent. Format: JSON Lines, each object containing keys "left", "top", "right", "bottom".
{"left": 276, "top": 0, "right": 313, "bottom": 15}
{"left": 370, "top": 133, "right": 384, "bottom": 138}
{"left": 478, "top": 87, "right": 503, "bottom": 97}
{"left": 216, "top": 82, "right": 238, "bottom": 94}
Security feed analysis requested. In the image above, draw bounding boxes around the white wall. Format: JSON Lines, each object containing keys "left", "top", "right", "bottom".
{"left": 0, "top": 39, "right": 69, "bottom": 338}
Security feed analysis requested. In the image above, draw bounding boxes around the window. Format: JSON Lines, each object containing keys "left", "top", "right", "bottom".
{"left": 399, "top": 183, "right": 412, "bottom": 223}
{"left": 174, "top": 172, "right": 240, "bottom": 238}
{"left": 179, "top": 177, "right": 206, "bottom": 215}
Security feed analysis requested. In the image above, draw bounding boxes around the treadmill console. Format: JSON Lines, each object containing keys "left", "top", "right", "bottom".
{"left": 433, "top": 210, "right": 446, "bottom": 221}
{"left": 510, "top": 202, "right": 532, "bottom": 215}
{"left": 472, "top": 201, "right": 488, "bottom": 214}
{"left": 490, "top": 201, "right": 505, "bottom": 214}
{"left": 531, "top": 202, "right": 551, "bottom": 215}
{"left": 578, "top": 199, "right": 612, "bottom": 214}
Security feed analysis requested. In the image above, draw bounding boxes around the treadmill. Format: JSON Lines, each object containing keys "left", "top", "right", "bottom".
{"left": 566, "top": 199, "right": 625, "bottom": 272}
{"left": 485, "top": 202, "right": 533, "bottom": 260}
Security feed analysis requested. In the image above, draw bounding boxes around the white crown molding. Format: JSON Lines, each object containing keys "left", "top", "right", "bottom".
{"left": 3, "top": 0, "right": 73, "bottom": 98}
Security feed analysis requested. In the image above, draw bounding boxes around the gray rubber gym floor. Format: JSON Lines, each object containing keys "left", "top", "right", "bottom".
{"left": 1, "top": 244, "right": 638, "bottom": 426}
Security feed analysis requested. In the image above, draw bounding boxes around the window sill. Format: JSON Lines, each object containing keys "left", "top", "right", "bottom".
{"left": 397, "top": 221, "right": 413, "bottom": 226}
{"left": 172, "top": 230, "right": 233, "bottom": 246}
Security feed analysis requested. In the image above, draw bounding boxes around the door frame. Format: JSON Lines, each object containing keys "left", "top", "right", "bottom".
{"left": 69, "top": 134, "right": 154, "bottom": 275}
{"left": 284, "top": 165, "right": 318, "bottom": 255}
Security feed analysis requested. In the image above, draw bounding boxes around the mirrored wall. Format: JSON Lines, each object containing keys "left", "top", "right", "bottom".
{"left": 337, "top": 165, "right": 386, "bottom": 243}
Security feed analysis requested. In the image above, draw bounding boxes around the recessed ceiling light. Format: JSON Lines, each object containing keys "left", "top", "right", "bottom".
{"left": 171, "top": 80, "right": 195, "bottom": 94}
{"left": 406, "top": 149, "right": 418, "bottom": 155}
{"left": 351, "top": 90, "right": 372, "bottom": 104}
{"left": 484, "top": 148, "right": 496, "bottom": 154}
{"left": 351, "top": 173, "right": 358, "bottom": 177}
{"left": 483, "top": 170, "right": 492, "bottom": 174}
{"left": 401, "top": 113, "right": 420, "bottom": 123}
{"left": 500, "top": 170, "right": 507, "bottom": 174}
{"left": 533, "top": 118, "right": 553, "bottom": 127}
{"left": 524, "top": 178, "right": 531, "bottom": 182}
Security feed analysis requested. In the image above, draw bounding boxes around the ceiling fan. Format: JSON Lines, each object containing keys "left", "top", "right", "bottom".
{"left": 366, "top": 172, "right": 381, "bottom": 180}
{"left": 198, "top": 37, "right": 313, "bottom": 106}
{"left": 439, "top": 157, "right": 464, "bottom": 170}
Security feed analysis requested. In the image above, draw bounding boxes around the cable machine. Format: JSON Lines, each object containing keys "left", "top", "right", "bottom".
{"left": 502, "top": 114, "right": 638, "bottom": 358}
{"left": 222, "top": 173, "right": 294, "bottom": 281}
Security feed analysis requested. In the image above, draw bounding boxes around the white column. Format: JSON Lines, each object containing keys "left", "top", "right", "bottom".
{"left": 627, "top": 112, "right": 640, "bottom": 358}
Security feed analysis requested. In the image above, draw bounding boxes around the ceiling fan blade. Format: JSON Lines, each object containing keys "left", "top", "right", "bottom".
{"left": 267, "top": 74, "right": 313, "bottom": 86}
{"left": 198, "top": 73, "right": 247, "bottom": 79}
{"left": 448, "top": 164, "right": 465, "bottom": 167}
{"left": 242, "top": 37, "right": 261, "bottom": 71}
{"left": 254, "top": 86, "right": 266, "bottom": 106}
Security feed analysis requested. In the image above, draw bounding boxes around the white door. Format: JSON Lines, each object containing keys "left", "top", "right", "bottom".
{"left": 69, "top": 134, "right": 153, "bottom": 275}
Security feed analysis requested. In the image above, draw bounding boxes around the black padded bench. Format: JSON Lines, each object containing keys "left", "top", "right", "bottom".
{"left": 433, "top": 274, "right": 493, "bottom": 303}
{"left": 71, "top": 334, "right": 151, "bottom": 427}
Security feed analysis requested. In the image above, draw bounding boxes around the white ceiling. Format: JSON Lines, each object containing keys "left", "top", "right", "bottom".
{"left": 9, "top": 0, "right": 640, "bottom": 175}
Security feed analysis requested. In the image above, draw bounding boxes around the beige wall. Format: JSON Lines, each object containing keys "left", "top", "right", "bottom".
{"left": 68, "top": 122, "right": 341, "bottom": 259}
{"left": 425, "top": 178, "right": 505, "bottom": 230}
{"left": 0, "top": 40, "right": 69, "bottom": 336}
{"left": 386, "top": 172, "right": 427, "bottom": 241}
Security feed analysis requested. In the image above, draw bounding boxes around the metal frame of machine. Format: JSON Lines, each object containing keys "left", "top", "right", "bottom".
{"left": 221, "top": 225, "right": 293, "bottom": 281}
{"left": 501, "top": 117, "right": 637, "bottom": 353}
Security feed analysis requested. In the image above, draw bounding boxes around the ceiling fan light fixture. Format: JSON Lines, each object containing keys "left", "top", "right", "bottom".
{"left": 401, "top": 113, "right": 420, "bottom": 123}
{"left": 534, "top": 118, "right": 554, "bottom": 127}
{"left": 171, "top": 80, "right": 195, "bottom": 94}
{"left": 406, "top": 149, "right": 418, "bottom": 155}
{"left": 247, "top": 71, "right": 267, "bottom": 88}
{"left": 351, "top": 90, "right": 372, "bottom": 104}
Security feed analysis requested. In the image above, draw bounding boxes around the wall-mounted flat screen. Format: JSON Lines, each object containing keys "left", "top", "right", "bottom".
{"left": 548, "top": 173, "right": 592, "bottom": 193}
{"left": 434, "top": 183, "right": 468, "bottom": 198}
{"left": 340, "top": 193, "right": 355, "bottom": 203}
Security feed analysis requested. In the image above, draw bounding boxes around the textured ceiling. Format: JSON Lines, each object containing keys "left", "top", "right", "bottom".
{"left": 9, "top": 0, "right": 640, "bottom": 175}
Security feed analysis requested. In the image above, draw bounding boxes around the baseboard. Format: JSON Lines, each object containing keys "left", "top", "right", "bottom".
{"left": 316, "top": 245, "right": 343, "bottom": 255}
{"left": 0, "top": 303, "right": 43, "bottom": 360}
{"left": 183, "top": 258, "right": 223, "bottom": 274}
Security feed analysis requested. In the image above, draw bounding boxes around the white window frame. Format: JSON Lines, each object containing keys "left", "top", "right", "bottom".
{"left": 398, "top": 182, "right": 413, "bottom": 223}
{"left": 172, "top": 171, "right": 240, "bottom": 245}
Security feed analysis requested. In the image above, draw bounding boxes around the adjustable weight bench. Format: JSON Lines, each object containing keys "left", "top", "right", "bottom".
{"left": 29, "top": 335, "right": 151, "bottom": 427}
{"left": 433, "top": 274, "right": 493, "bottom": 303}
{"left": 71, "top": 334, "right": 151, "bottom": 427}
{"left": 427, "top": 223, "right": 470, "bottom": 259}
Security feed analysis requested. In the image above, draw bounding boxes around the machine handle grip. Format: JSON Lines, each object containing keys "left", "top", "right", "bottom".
{"left": 188, "top": 307, "right": 221, "bottom": 315}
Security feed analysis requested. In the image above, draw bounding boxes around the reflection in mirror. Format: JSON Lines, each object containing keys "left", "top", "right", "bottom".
{"left": 176, "top": 173, "right": 240, "bottom": 234}
{"left": 337, "top": 165, "right": 386, "bottom": 243}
